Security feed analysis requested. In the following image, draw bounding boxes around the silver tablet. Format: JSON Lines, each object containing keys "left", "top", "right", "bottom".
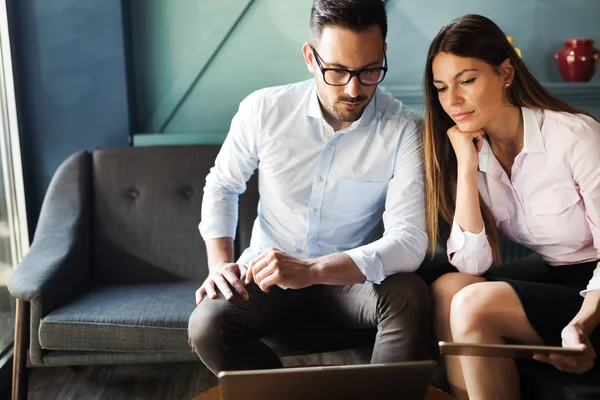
{"left": 439, "top": 341, "right": 585, "bottom": 358}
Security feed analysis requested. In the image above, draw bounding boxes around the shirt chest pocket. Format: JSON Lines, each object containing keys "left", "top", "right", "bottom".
{"left": 328, "top": 179, "right": 388, "bottom": 217}
{"left": 528, "top": 187, "right": 585, "bottom": 245}
{"left": 531, "top": 187, "right": 581, "bottom": 215}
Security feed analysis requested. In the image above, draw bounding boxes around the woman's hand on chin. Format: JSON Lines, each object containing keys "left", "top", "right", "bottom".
{"left": 447, "top": 125, "right": 484, "bottom": 173}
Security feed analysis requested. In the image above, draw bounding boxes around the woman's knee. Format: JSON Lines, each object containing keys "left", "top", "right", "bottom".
{"left": 450, "top": 281, "right": 542, "bottom": 344}
{"left": 430, "top": 272, "right": 485, "bottom": 335}
{"left": 449, "top": 282, "right": 501, "bottom": 338}
{"left": 431, "top": 272, "right": 484, "bottom": 303}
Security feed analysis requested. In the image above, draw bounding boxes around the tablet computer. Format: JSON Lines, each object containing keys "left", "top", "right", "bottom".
{"left": 438, "top": 341, "right": 585, "bottom": 358}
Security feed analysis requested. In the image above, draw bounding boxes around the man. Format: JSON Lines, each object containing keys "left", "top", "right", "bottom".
{"left": 188, "top": 0, "right": 430, "bottom": 375}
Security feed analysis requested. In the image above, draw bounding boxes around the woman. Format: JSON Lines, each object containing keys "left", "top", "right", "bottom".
{"left": 424, "top": 14, "right": 600, "bottom": 400}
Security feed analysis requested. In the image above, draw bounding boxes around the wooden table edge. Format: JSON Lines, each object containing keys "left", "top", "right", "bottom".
{"left": 193, "top": 384, "right": 454, "bottom": 399}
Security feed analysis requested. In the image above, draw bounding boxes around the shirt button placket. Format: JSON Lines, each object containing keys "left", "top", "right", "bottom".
{"left": 307, "top": 126, "right": 335, "bottom": 257}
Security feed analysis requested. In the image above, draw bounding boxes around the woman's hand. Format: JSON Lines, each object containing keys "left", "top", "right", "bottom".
{"left": 447, "top": 125, "right": 484, "bottom": 173}
{"left": 533, "top": 325, "right": 596, "bottom": 374}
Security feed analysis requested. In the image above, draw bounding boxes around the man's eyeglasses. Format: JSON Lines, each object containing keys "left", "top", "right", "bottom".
{"left": 312, "top": 46, "right": 388, "bottom": 86}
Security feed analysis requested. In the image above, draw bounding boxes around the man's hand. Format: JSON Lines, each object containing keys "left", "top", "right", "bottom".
{"left": 533, "top": 325, "right": 596, "bottom": 374}
{"left": 245, "top": 248, "right": 317, "bottom": 292}
{"left": 195, "top": 262, "right": 249, "bottom": 304}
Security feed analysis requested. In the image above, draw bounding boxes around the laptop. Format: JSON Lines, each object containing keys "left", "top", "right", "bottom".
{"left": 218, "top": 360, "right": 437, "bottom": 400}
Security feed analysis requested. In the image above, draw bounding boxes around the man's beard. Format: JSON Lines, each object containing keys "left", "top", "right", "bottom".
{"left": 331, "top": 95, "right": 369, "bottom": 122}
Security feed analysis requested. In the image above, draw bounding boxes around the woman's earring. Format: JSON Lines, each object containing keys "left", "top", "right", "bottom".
{"left": 505, "top": 83, "right": 510, "bottom": 87}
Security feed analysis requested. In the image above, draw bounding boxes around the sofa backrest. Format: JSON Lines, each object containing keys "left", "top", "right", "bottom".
{"left": 88, "top": 144, "right": 533, "bottom": 285}
{"left": 91, "top": 145, "right": 259, "bottom": 284}
{"left": 237, "top": 173, "right": 259, "bottom": 258}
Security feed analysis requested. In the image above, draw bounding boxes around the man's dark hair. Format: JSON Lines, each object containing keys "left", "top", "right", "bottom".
{"left": 310, "top": 0, "right": 387, "bottom": 45}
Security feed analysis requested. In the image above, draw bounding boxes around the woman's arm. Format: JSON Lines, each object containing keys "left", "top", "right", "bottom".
{"left": 445, "top": 126, "right": 493, "bottom": 274}
{"left": 454, "top": 166, "right": 485, "bottom": 233}
{"left": 569, "top": 289, "right": 600, "bottom": 337}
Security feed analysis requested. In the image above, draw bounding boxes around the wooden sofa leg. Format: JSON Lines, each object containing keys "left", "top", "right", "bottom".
{"left": 12, "top": 299, "right": 29, "bottom": 400}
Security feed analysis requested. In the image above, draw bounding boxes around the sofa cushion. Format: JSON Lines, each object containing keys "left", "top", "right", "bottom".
{"left": 39, "top": 281, "right": 378, "bottom": 358}
{"left": 92, "top": 146, "right": 221, "bottom": 284}
{"left": 39, "top": 282, "right": 200, "bottom": 352}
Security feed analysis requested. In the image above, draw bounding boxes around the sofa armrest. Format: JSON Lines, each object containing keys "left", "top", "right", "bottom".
{"left": 9, "top": 151, "right": 92, "bottom": 312}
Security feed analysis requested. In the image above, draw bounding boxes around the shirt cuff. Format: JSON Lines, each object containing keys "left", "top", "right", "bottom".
{"left": 344, "top": 246, "right": 385, "bottom": 284}
{"left": 447, "top": 221, "right": 488, "bottom": 253}
{"left": 579, "top": 263, "right": 600, "bottom": 297}
{"left": 198, "top": 215, "right": 238, "bottom": 240}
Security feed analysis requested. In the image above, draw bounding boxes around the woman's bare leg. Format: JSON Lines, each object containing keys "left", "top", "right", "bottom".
{"left": 450, "top": 281, "right": 544, "bottom": 400}
{"left": 431, "top": 272, "right": 487, "bottom": 399}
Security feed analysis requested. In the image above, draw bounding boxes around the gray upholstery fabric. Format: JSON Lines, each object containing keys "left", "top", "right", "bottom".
{"left": 7, "top": 151, "right": 92, "bottom": 367}
{"left": 29, "top": 298, "right": 45, "bottom": 366}
{"left": 39, "top": 282, "right": 200, "bottom": 352}
{"left": 42, "top": 350, "right": 199, "bottom": 366}
{"left": 38, "top": 280, "right": 376, "bottom": 357}
{"left": 8, "top": 151, "right": 91, "bottom": 305}
{"left": 92, "top": 146, "right": 220, "bottom": 284}
{"left": 236, "top": 173, "right": 258, "bottom": 256}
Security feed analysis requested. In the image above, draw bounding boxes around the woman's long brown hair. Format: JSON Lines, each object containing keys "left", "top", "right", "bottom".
{"left": 424, "top": 14, "right": 595, "bottom": 261}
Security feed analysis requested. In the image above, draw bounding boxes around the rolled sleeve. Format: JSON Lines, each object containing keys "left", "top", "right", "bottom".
{"left": 198, "top": 212, "right": 238, "bottom": 241}
{"left": 447, "top": 221, "right": 493, "bottom": 275}
{"left": 345, "top": 246, "right": 386, "bottom": 284}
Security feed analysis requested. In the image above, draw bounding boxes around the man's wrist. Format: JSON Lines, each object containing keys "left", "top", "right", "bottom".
{"left": 308, "top": 258, "right": 326, "bottom": 285}
{"left": 210, "top": 260, "right": 233, "bottom": 271}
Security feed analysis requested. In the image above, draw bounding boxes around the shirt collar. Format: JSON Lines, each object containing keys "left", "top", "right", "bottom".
{"left": 306, "top": 82, "right": 323, "bottom": 119}
{"left": 305, "top": 80, "right": 378, "bottom": 131}
{"left": 478, "top": 107, "right": 545, "bottom": 173}
{"left": 477, "top": 140, "right": 492, "bottom": 173}
{"left": 521, "top": 107, "right": 545, "bottom": 154}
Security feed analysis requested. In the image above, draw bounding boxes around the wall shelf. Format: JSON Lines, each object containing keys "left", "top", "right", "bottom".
{"left": 384, "top": 82, "right": 600, "bottom": 107}
{"left": 543, "top": 82, "right": 600, "bottom": 105}
{"left": 133, "top": 132, "right": 227, "bottom": 147}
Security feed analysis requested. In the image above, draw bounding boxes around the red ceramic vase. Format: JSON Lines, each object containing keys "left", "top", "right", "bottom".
{"left": 555, "top": 38, "right": 599, "bottom": 82}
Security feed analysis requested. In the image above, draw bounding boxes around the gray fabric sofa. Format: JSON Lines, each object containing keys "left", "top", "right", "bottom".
{"left": 8, "top": 145, "right": 600, "bottom": 400}
{"left": 7, "top": 145, "right": 375, "bottom": 399}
